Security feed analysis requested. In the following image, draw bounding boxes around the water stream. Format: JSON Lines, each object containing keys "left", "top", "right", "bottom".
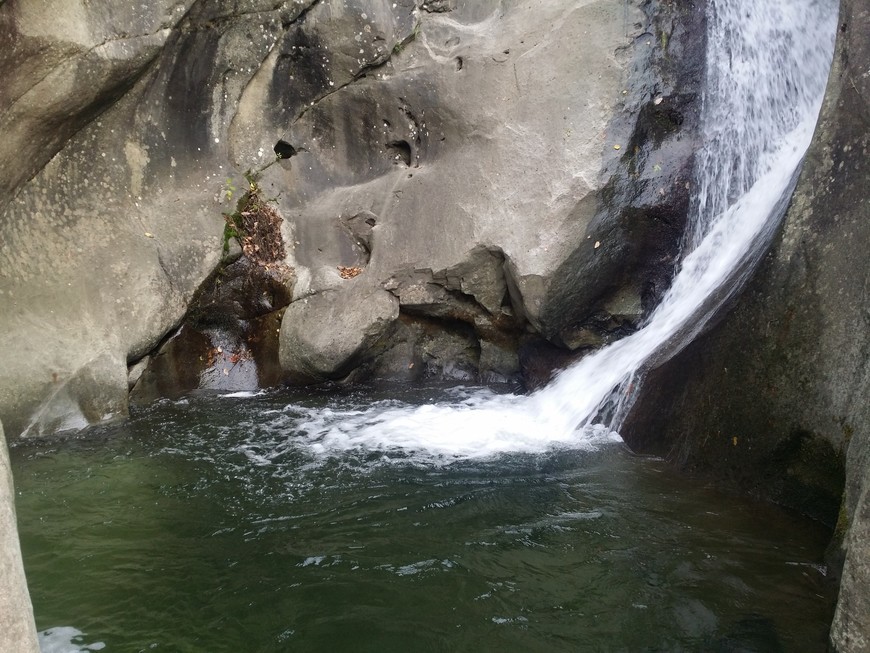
{"left": 13, "top": 0, "right": 839, "bottom": 650}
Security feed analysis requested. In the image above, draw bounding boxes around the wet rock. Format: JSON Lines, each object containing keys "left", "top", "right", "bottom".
{"left": 130, "top": 312, "right": 285, "bottom": 403}
{"left": 479, "top": 340, "right": 521, "bottom": 384}
{"left": 539, "top": 0, "right": 706, "bottom": 348}
{"left": 517, "top": 338, "right": 585, "bottom": 390}
{"left": 387, "top": 317, "right": 477, "bottom": 381}
{"left": 130, "top": 252, "right": 292, "bottom": 403}
{"left": 377, "top": 246, "right": 521, "bottom": 381}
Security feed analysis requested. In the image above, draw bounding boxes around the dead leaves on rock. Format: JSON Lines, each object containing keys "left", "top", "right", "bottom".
{"left": 204, "top": 345, "right": 252, "bottom": 369}
{"left": 239, "top": 197, "right": 284, "bottom": 264}
{"left": 338, "top": 265, "right": 364, "bottom": 279}
{"left": 226, "top": 184, "right": 293, "bottom": 282}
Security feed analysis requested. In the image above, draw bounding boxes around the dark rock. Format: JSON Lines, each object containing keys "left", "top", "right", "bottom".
{"left": 369, "top": 314, "right": 480, "bottom": 382}
{"left": 517, "top": 337, "right": 585, "bottom": 390}
{"left": 377, "top": 246, "right": 523, "bottom": 381}
{"left": 130, "top": 250, "right": 293, "bottom": 403}
{"left": 539, "top": 0, "right": 707, "bottom": 349}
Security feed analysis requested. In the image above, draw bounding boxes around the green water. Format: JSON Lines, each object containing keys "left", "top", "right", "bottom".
{"left": 12, "top": 387, "right": 835, "bottom": 652}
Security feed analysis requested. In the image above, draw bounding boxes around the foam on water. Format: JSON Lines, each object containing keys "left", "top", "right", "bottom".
{"left": 265, "top": 0, "right": 836, "bottom": 461}
{"left": 38, "top": 627, "right": 105, "bottom": 653}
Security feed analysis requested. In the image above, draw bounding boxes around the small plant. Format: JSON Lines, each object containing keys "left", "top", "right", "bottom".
{"left": 392, "top": 20, "right": 421, "bottom": 55}
{"left": 220, "top": 170, "right": 292, "bottom": 281}
{"left": 223, "top": 177, "right": 236, "bottom": 202}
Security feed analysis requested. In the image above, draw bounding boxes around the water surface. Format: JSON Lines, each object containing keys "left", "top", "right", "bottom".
{"left": 13, "top": 386, "right": 834, "bottom": 652}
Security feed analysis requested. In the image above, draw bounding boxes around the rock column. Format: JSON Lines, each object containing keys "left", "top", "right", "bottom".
{"left": 0, "top": 419, "right": 40, "bottom": 652}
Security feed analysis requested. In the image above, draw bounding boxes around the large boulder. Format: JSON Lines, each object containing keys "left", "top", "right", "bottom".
{"left": 0, "top": 420, "right": 40, "bottom": 652}
{"left": 621, "top": 0, "right": 870, "bottom": 649}
{"left": 279, "top": 285, "right": 399, "bottom": 382}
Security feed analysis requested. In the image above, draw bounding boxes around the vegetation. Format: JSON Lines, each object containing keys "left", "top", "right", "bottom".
{"left": 221, "top": 170, "right": 292, "bottom": 281}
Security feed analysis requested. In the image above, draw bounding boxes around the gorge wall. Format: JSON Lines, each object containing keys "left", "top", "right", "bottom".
{"left": 0, "top": 0, "right": 705, "bottom": 439}
{"left": 4, "top": 0, "right": 869, "bottom": 649}
{"left": 0, "top": 419, "right": 40, "bottom": 653}
{"left": 622, "top": 1, "right": 869, "bottom": 650}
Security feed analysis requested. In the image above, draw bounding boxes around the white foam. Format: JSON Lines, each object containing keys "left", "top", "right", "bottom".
{"left": 220, "top": 390, "right": 266, "bottom": 398}
{"left": 38, "top": 627, "right": 105, "bottom": 653}
{"left": 287, "top": 396, "right": 622, "bottom": 460}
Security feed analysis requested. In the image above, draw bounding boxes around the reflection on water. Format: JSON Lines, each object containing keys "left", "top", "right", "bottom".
{"left": 13, "top": 386, "right": 835, "bottom": 652}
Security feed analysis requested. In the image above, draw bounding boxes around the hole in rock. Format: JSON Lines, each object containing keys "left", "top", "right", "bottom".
{"left": 386, "top": 140, "right": 412, "bottom": 166}
{"left": 454, "top": 57, "right": 463, "bottom": 71}
{"left": 274, "top": 140, "right": 298, "bottom": 159}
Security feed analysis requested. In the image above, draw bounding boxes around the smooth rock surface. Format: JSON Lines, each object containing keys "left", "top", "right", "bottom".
{"left": 279, "top": 285, "right": 400, "bottom": 382}
{"left": 0, "top": 1, "right": 310, "bottom": 438}
{"left": 265, "top": 0, "right": 705, "bottom": 380}
{"left": 0, "top": 420, "right": 40, "bottom": 653}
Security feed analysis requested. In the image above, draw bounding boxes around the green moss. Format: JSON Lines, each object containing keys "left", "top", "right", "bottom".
{"left": 221, "top": 219, "right": 240, "bottom": 257}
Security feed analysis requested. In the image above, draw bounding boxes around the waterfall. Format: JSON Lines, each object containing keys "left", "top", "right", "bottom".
{"left": 266, "top": 0, "right": 837, "bottom": 459}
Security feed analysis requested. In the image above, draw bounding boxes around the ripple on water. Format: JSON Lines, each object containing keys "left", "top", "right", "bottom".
{"left": 12, "top": 388, "right": 836, "bottom": 652}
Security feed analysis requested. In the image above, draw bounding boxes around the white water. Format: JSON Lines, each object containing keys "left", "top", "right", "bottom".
{"left": 266, "top": 0, "right": 837, "bottom": 460}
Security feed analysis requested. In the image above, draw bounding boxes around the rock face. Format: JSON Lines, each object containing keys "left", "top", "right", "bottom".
{"left": 0, "top": 0, "right": 706, "bottom": 438}
{"left": 622, "top": 1, "right": 870, "bottom": 650}
{"left": 264, "top": 0, "right": 705, "bottom": 383}
{"left": 0, "top": 0, "right": 226, "bottom": 439}
{"left": 0, "top": 420, "right": 40, "bottom": 652}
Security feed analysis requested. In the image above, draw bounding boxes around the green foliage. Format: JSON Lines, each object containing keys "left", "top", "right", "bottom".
{"left": 220, "top": 173, "right": 251, "bottom": 258}
{"left": 223, "top": 177, "right": 236, "bottom": 202}
{"left": 221, "top": 216, "right": 241, "bottom": 257}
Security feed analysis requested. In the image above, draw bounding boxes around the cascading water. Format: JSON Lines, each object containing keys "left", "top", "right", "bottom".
{"left": 262, "top": 0, "right": 837, "bottom": 460}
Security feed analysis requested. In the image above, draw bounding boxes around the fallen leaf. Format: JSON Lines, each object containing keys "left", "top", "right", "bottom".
{"left": 338, "top": 266, "right": 364, "bottom": 279}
